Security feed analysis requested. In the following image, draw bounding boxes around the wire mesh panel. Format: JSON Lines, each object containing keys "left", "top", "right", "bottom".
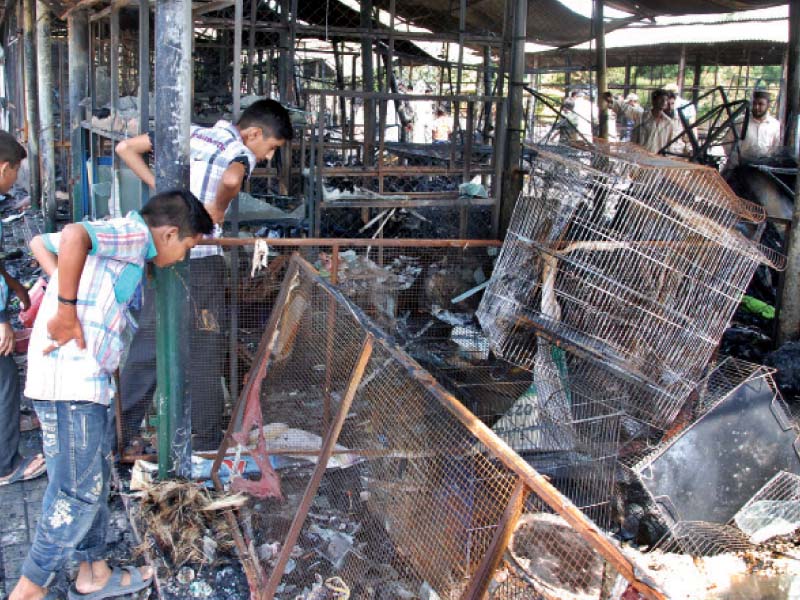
{"left": 631, "top": 360, "right": 800, "bottom": 558}
{"left": 421, "top": 350, "right": 622, "bottom": 528}
{"left": 210, "top": 254, "right": 666, "bottom": 600}
{"left": 653, "top": 521, "right": 752, "bottom": 557}
{"left": 734, "top": 471, "right": 800, "bottom": 544}
{"left": 117, "top": 239, "right": 501, "bottom": 461}
{"left": 478, "top": 142, "right": 784, "bottom": 401}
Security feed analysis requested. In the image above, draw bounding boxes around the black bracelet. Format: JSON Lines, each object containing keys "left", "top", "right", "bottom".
{"left": 57, "top": 295, "right": 78, "bottom": 306}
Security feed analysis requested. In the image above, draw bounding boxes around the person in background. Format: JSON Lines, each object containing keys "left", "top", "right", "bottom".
{"left": 616, "top": 89, "right": 674, "bottom": 154}
{"left": 600, "top": 92, "right": 618, "bottom": 142}
{"left": 116, "top": 99, "right": 293, "bottom": 452}
{"left": 0, "top": 130, "right": 40, "bottom": 489}
{"left": 663, "top": 82, "right": 696, "bottom": 126}
{"left": 724, "top": 89, "right": 782, "bottom": 170}
{"left": 571, "top": 89, "right": 596, "bottom": 141}
{"left": 618, "top": 93, "right": 639, "bottom": 141}
{"left": 556, "top": 97, "right": 580, "bottom": 145}
{"left": 431, "top": 107, "right": 453, "bottom": 143}
{"left": 664, "top": 91, "right": 690, "bottom": 157}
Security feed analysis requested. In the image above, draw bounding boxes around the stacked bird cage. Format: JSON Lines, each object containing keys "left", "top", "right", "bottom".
{"left": 478, "top": 141, "right": 783, "bottom": 428}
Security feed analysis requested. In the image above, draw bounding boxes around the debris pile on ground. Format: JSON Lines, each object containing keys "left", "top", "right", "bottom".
{"left": 135, "top": 481, "right": 245, "bottom": 569}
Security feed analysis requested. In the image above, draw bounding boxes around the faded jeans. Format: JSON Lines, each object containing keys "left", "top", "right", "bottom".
{"left": 21, "top": 401, "right": 114, "bottom": 588}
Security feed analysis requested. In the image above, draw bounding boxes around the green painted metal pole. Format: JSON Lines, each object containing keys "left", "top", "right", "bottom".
{"left": 155, "top": 0, "right": 193, "bottom": 479}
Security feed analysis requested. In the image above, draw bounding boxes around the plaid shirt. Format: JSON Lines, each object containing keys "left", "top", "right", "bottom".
{"left": 25, "top": 212, "right": 157, "bottom": 405}
{"left": 188, "top": 120, "right": 257, "bottom": 259}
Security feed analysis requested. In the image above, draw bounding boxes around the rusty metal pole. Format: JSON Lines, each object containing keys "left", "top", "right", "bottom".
{"left": 691, "top": 54, "right": 702, "bottom": 106}
{"left": 138, "top": 0, "right": 150, "bottom": 207}
{"left": 595, "top": 0, "right": 608, "bottom": 139}
{"left": 361, "top": 0, "right": 375, "bottom": 167}
{"left": 154, "top": 0, "right": 193, "bottom": 479}
{"left": 677, "top": 44, "right": 687, "bottom": 93}
{"left": 483, "top": 45, "right": 493, "bottom": 142}
{"left": 777, "top": 0, "right": 800, "bottom": 345}
{"left": 623, "top": 56, "right": 631, "bottom": 97}
{"left": 247, "top": 0, "right": 256, "bottom": 93}
{"left": 36, "top": 0, "right": 56, "bottom": 232}
{"left": 498, "top": 0, "right": 527, "bottom": 238}
{"left": 68, "top": 9, "right": 88, "bottom": 222}
{"left": 22, "top": 0, "right": 40, "bottom": 208}
{"left": 784, "top": 0, "right": 800, "bottom": 150}
{"left": 229, "top": 0, "right": 243, "bottom": 436}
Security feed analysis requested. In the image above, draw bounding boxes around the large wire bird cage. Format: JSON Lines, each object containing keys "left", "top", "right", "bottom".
{"left": 208, "top": 255, "right": 665, "bottom": 600}
{"left": 478, "top": 142, "right": 784, "bottom": 412}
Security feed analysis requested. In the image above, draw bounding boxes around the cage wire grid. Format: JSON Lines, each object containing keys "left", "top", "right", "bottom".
{"left": 210, "top": 254, "right": 665, "bottom": 600}
{"left": 117, "top": 239, "right": 501, "bottom": 460}
{"left": 629, "top": 359, "right": 797, "bottom": 557}
{"left": 478, "top": 143, "right": 784, "bottom": 421}
{"left": 418, "top": 353, "right": 623, "bottom": 529}
{"left": 733, "top": 471, "right": 800, "bottom": 544}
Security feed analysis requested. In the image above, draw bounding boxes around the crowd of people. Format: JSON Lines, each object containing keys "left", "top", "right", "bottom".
{"left": 557, "top": 86, "right": 783, "bottom": 170}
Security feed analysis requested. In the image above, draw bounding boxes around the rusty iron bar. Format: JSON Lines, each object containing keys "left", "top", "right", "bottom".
{"left": 210, "top": 259, "right": 303, "bottom": 594}
{"left": 211, "top": 258, "right": 302, "bottom": 490}
{"left": 194, "top": 19, "right": 504, "bottom": 45}
{"left": 322, "top": 244, "right": 340, "bottom": 430}
{"left": 198, "top": 237, "right": 502, "bottom": 247}
{"left": 461, "top": 477, "right": 528, "bottom": 600}
{"left": 261, "top": 333, "right": 375, "bottom": 600}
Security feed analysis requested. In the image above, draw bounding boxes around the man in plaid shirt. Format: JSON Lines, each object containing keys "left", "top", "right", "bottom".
{"left": 116, "top": 99, "right": 293, "bottom": 450}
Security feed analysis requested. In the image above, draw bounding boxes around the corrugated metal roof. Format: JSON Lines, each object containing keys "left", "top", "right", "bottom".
{"left": 591, "top": 17, "right": 787, "bottom": 48}
{"left": 606, "top": 0, "right": 786, "bottom": 16}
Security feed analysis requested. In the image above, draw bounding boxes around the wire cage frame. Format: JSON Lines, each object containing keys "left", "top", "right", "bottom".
{"left": 207, "top": 254, "right": 666, "bottom": 600}
{"left": 733, "top": 470, "right": 800, "bottom": 544}
{"left": 420, "top": 347, "right": 623, "bottom": 529}
{"left": 631, "top": 359, "right": 800, "bottom": 557}
{"left": 477, "top": 142, "right": 784, "bottom": 399}
{"left": 115, "top": 237, "right": 502, "bottom": 462}
{"left": 652, "top": 521, "right": 752, "bottom": 557}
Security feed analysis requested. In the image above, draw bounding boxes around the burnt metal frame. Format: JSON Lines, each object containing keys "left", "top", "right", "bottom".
{"left": 304, "top": 89, "right": 507, "bottom": 238}
{"left": 659, "top": 86, "right": 750, "bottom": 164}
{"left": 210, "top": 253, "right": 667, "bottom": 600}
{"left": 115, "top": 237, "right": 503, "bottom": 465}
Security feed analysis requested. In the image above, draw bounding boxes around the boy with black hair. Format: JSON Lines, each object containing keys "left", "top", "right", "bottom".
{"left": 10, "top": 190, "right": 213, "bottom": 600}
{"left": 0, "top": 130, "right": 42, "bottom": 488}
{"left": 115, "top": 98, "right": 294, "bottom": 451}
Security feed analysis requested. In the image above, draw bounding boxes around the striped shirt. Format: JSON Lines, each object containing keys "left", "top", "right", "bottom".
{"left": 25, "top": 212, "right": 157, "bottom": 404}
{"left": 188, "top": 120, "right": 257, "bottom": 259}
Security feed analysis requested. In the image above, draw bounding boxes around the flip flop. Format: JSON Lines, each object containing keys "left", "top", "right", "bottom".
{"left": 0, "top": 453, "right": 46, "bottom": 487}
{"left": 68, "top": 566, "right": 153, "bottom": 600}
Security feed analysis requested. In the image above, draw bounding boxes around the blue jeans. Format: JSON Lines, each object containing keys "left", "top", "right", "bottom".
{"left": 21, "top": 401, "right": 114, "bottom": 588}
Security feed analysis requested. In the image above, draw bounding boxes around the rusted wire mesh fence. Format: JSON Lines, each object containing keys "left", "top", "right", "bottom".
{"left": 116, "top": 238, "right": 500, "bottom": 459}
{"left": 210, "top": 254, "right": 665, "bottom": 600}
